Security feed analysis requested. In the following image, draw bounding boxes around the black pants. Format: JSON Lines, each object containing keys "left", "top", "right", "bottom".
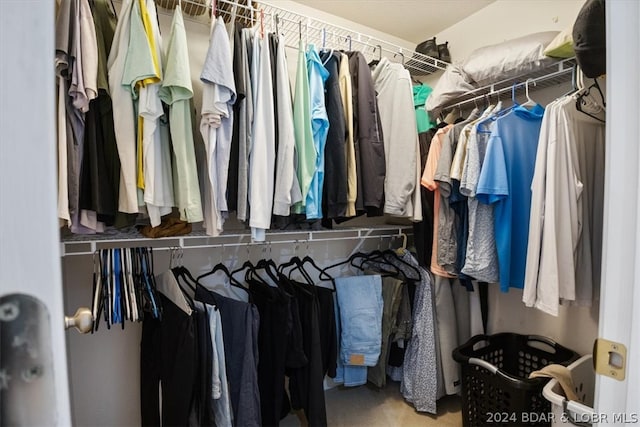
{"left": 284, "top": 279, "right": 328, "bottom": 427}
{"left": 140, "top": 294, "right": 197, "bottom": 427}
{"left": 248, "top": 280, "right": 291, "bottom": 426}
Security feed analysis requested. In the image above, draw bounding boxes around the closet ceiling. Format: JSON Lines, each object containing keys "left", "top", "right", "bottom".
{"left": 291, "top": 0, "right": 496, "bottom": 43}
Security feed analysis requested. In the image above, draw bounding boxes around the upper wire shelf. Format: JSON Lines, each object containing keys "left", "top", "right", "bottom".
{"left": 156, "top": 0, "right": 449, "bottom": 75}
{"left": 441, "top": 57, "right": 578, "bottom": 112}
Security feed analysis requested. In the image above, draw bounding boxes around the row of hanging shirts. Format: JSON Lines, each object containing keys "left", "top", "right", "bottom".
{"left": 422, "top": 69, "right": 606, "bottom": 316}
{"left": 55, "top": 0, "right": 425, "bottom": 242}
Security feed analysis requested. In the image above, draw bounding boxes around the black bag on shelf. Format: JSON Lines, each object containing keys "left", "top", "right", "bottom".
{"left": 437, "top": 41, "right": 451, "bottom": 63}
{"left": 415, "top": 37, "right": 439, "bottom": 59}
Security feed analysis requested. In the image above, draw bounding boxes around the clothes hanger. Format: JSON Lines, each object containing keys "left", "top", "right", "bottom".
{"left": 520, "top": 78, "right": 538, "bottom": 108}
{"left": 140, "top": 247, "right": 163, "bottom": 319}
{"left": 394, "top": 50, "right": 405, "bottom": 66}
{"left": 575, "top": 79, "right": 606, "bottom": 123}
{"left": 295, "top": 255, "right": 336, "bottom": 291}
{"left": 369, "top": 44, "right": 382, "bottom": 67}
{"left": 198, "top": 261, "right": 249, "bottom": 294}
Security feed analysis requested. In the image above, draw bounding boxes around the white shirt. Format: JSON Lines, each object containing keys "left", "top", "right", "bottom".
{"left": 141, "top": 0, "right": 174, "bottom": 227}
{"left": 107, "top": 0, "right": 138, "bottom": 213}
{"left": 200, "top": 17, "right": 236, "bottom": 237}
{"left": 248, "top": 32, "right": 275, "bottom": 241}
{"left": 523, "top": 93, "right": 605, "bottom": 315}
{"left": 273, "top": 35, "right": 302, "bottom": 216}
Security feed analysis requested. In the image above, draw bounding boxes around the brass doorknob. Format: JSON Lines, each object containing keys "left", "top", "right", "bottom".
{"left": 64, "top": 307, "right": 93, "bottom": 334}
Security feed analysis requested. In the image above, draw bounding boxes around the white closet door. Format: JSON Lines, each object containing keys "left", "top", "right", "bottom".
{"left": 595, "top": 0, "right": 640, "bottom": 423}
{"left": 0, "top": 1, "right": 72, "bottom": 425}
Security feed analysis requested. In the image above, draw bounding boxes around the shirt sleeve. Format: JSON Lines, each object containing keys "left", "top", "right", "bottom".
{"left": 421, "top": 131, "right": 444, "bottom": 191}
{"left": 476, "top": 128, "right": 508, "bottom": 205}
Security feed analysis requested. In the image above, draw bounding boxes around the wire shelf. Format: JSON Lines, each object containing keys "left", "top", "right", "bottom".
{"left": 156, "top": 0, "right": 449, "bottom": 75}
{"left": 441, "top": 58, "right": 577, "bottom": 111}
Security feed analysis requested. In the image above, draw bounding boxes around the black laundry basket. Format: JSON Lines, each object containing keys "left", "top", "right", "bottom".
{"left": 453, "top": 333, "right": 579, "bottom": 427}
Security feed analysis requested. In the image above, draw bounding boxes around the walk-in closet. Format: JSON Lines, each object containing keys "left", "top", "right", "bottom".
{"left": 1, "top": 0, "right": 638, "bottom": 426}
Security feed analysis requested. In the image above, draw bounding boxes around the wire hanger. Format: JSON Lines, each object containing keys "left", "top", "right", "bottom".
{"left": 369, "top": 44, "right": 382, "bottom": 67}
{"left": 394, "top": 50, "right": 405, "bottom": 65}
{"left": 346, "top": 35, "right": 352, "bottom": 51}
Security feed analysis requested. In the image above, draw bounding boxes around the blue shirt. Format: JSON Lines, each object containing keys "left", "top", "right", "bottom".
{"left": 305, "top": 45, "right": 329, "bottom": 219}
{"left": 476, "top": 104, "right": 544, "bottom": 291}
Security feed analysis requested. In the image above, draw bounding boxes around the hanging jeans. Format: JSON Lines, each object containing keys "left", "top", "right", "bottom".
{"left": 334, "top": 275, "right": 383, "bottom": 366}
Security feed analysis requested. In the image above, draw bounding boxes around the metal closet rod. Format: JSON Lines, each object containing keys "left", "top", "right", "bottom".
{"left": 62, "top": 231, "right": 411, "bottom": 256}
{"left": 442, "top": 61, "right": 575, "bottom": 112}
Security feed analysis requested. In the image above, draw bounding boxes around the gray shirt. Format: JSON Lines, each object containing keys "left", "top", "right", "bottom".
{"left": 460, "top": 119, "right": 500, "bottom": 282}
{"left": 434, "top": 109, "right": 480, "bottom": 274}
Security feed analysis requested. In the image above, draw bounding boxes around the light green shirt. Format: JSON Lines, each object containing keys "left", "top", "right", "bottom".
{"left": 292, "top": 40, "right": 315, "bottom": 214}
{"left": 158, "top": 8, "right": 203, "bottom": 223}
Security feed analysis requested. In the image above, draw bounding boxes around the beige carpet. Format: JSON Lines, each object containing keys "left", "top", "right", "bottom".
{"left": 281, "top": 382, "right": 463, "bottom": 427}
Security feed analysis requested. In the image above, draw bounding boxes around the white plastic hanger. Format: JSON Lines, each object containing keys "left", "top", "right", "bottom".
{"left": 521, "top": 78, "right": 537, "bottom": 108}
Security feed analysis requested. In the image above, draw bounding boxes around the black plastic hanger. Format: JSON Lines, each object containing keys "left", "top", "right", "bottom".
{"left": 197, "top": 262, "right": 248, "bottom": 293}
{"left": 576, "top": 79, "right": 605, "bottom": 123}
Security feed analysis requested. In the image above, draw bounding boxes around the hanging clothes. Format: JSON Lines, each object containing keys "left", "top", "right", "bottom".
{"left": 320, "top": 50, "right": 348, "bottom": 220}
{"left": 56, "top": 0, "right": 100, "bottom": 232}
{"left": 524, "top": 91, "right": 605, "bottom": 315}
{"left": 413, "top": 84, "right": 434, "bottom": 133}
{"left": 398, "top": 252, "right": 438, "bottom": 414}
{"left": 200, "top": 16, "right": 237, "bottom": 237}
{"left": 372, "top": 57, "right": 420, "bottom": 219}
{"left": 248, "top": 31, "right": 276, "bottom": 241}
{"left": 235, "top": 27, "right": 254, "bottom": 223}
{"left": 141, "top": 292, "right": 197, "bottom": 427}
{"left": 195, "top": 284, "right": 261, "bottom": 427}
{"left": 78, "top": 0, "right": 119, "bottom": 226}
{"left": 273, "top": 35, "right": 303, "bottom": 217}
{"left": 108, "top": 0, "right": 138, "bottom": 214}
{"left": 459, "top": 110, "right": 502, "bottom": 283}
{"left": 338, "top": 53, "right": 357, "bottom": 218}
{"left": 476, "top": 104, "right": 545, "bottom": 291}
{"left": 304, "top": 45, "right": 330, "bottom": 220}
{"left": 422, "top": 125, "right": 456, "bottom": 278}
{"left": 347, "top": 51, "right": 386, "bottom": 216}
{"left": 292, "top": 39, "right": 315, "bottom": 215}
{"left": 138, "top": 0, "right": 174, "bottom": 227}
{"left": 226, "top": 22, "right": 246, "bottom": 213}
{"left": 433, "top": 109, "right": 480, "bottom": 277}
{"left": 158, "top": 7, "right": 203, "bottom": 223}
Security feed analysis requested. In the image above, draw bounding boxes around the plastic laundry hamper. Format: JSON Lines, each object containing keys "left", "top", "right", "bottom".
{"left": 542, "top": 355, "right": 596, "bottom": 426}
{"left": 453, "top": 333, "right": 579, "bottom": 427}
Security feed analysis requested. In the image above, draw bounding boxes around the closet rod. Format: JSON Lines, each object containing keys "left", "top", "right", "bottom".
{"left": 442, "top": 58, "right": 576, "bottom": 112}
{"left": 61, "top": 229, "right": 412, "bottom": 256}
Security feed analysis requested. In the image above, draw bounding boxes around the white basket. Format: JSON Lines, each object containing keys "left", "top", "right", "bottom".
{"left": 542, "top": 354, "right": 596, "bottom": 426}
